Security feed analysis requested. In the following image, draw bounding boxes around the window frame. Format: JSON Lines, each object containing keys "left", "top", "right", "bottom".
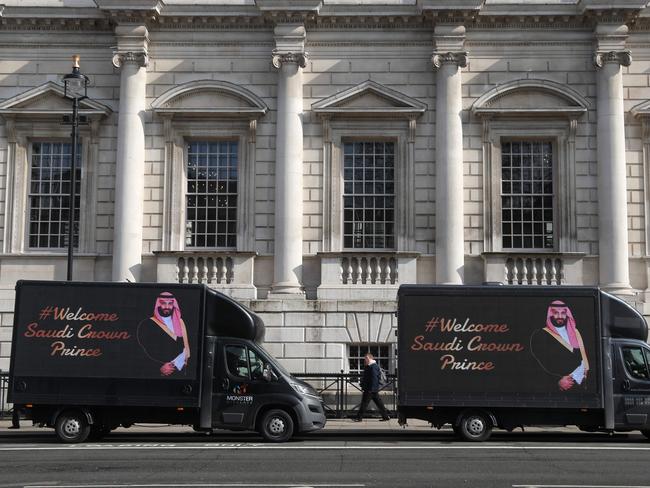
{"left": 483, "top": 121, "right": 577, "bottom": 253}
{"left": 183, "top": 138, "right": 242, "bottom": 251}
{"left": 4, "top": 125, "right": 97, "bottom": 255}
{"left": 161, "top": 119, "right": 256, "bottom": 253}
{"left": 622, "top": 346, "right": 650, "bottom": 381}
{"left": 323, "top": 122, "right": 415, "bottom": 253}
{"left": 26, "top": 140, "right": 83, "bottom": 251}
{"left": 347, "top": 342, "right": 396, "bottom": 375}
{"left": 341, "top": 139, "right": 397, "bottom": 251}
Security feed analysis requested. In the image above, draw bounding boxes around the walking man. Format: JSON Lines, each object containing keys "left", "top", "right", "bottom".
{"left": 354, "top": 353, "right": 390, "bottom": 422}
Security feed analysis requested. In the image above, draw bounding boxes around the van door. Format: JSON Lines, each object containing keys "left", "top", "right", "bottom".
{"left": 613, "top": 343, "right": 650, "bottom": 429}
{"left": 212, "top": 342, "right": 265, "bottom": 429}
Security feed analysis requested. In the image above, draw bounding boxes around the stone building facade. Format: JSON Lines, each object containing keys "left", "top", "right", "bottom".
{"left": 1, "top": 0, "right": 650, "bottom": 375}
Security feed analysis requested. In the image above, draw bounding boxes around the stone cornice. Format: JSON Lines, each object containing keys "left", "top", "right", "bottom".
{"left": 0, "top": 3, "right": 649, "bottom": 30}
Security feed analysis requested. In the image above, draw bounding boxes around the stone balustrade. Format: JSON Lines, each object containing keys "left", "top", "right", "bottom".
{"left": 482, "top": 252, "right": 585, "bottom": 286}
{"left": 154, "top": 251, "right": 257, "bottom": 299}
{"left": 340, "top": 255, "right": 397, "bottom": 285}
{"left": 318, "top": 252, "right": 418, "bottom": 300}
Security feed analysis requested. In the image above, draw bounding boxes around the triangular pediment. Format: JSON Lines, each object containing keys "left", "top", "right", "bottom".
{"left": 472, "top": 79, "right": 589, "bottom": 117}
{"left": 631, "top": 99, "right": 650, "bottom": 119}
{"left": 0, "top": 81, "right": 112, "bottom": 118}
{"left": 312, "top": 80, "right": 427, "bottom": 117}
{"left": 151, "top": 80, "right": 268, "bottom": 118}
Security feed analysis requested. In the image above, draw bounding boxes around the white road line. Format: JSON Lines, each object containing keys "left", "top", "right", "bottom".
{"left": 25, "top": 485, "right": 365, "bottom": 488}
{"left": 2, "top": 445, "right": 650, "bottom": 451}
{"left": 513, "top": 485, "right": 650, "bottom": 488}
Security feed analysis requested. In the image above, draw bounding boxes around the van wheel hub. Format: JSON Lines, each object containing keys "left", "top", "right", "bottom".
{"left": 63, "top": 419, "right": 81, "bottom": 436}
{"left": 467, "top": 417, "right": 485, "bottom": 435}
{"left": 268, "top": 417, "right": 286, "bottom": 434}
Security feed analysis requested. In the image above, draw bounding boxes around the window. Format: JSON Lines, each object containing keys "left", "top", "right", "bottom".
{"left": 225, "top": 344, "right": 264, "bottom": 380}
{"left": 348, "top": 343, "right": 394, "bottom": 375}
{"left": 343, "top": 142, "right": 395, "bottom": 249}
{"left": 622, "top": 347, "right": 650, "bottom": 381}
{"left": 28, "top": 142, "right": 81, "bottom": 249}
{"left": 186, "top": 141, "right": 238, "bottom": 249}
{"left": 226, "top": 345, "right": 249, "bottom": 378}
{"left": 500, "top": 140, "right": 554, "bottom": 250}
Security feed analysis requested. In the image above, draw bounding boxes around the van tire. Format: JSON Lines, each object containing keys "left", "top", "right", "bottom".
{"left": 259, "top": 409, "right": 294, "bottom": 443}
{"left": 55, "top": 410, "right": 90, "bottom": 443}
{"left": 641, "top": 429, "right": 650, "bottom": 440}
{"left": 458, "top": 411, "right": 492, "bottom": 442}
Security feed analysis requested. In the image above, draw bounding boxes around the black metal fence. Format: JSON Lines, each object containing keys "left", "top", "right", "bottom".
{"left": 0, "top": 371, "right": 396, "bottom": 419}
{"left": 293, "top": 372, "right": 397, "bottom": 418}
{"left": 0, "top": 372, "right": 9, "bottom": 418}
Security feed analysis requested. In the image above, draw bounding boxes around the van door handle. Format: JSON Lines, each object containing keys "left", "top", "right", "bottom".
{"left": 623, "top": 379, "right": 631, "bottom": 391}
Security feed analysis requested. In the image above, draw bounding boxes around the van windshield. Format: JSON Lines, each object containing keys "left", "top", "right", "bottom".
{"left": 255, "top": 344, "right": 292, "bottom": 377}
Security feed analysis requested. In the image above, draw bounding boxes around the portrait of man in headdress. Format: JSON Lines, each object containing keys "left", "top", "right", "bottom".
{"left": 137, "top": 292, "right": 190, "bottom": 377}
{"left": 530, "top": 300, "right": 589, "bottom": 391}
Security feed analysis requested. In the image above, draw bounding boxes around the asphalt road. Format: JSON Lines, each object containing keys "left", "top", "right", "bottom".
{"left": 0, "top": 429, "right": 649, "bottom": 488}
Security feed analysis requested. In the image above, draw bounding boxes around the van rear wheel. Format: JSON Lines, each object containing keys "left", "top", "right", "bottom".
{"left": 459, "top": 411, "right": 492, "bottom": 442}
{"left": 259, "top": 409, "right": 294, "bottom": 443}
{"left": 55, "top": 410, "right": 90, "bottom": 443}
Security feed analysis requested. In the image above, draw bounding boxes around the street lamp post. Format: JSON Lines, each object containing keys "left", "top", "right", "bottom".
{"left": 62, "top": 55, "right": 89, "bottom": 281}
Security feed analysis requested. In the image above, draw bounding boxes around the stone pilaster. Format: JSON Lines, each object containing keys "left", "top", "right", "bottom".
{"left": 433, "top": 25, "right": 467, "bottom": 284}
{"left": 594, "top": 23, "right": 632, "bottom": 294}
{"left": 111, "top": 24, "right": 149, "bottom": 282}
{"left": 269, "top": 24, "right": 307, "bottom": 297}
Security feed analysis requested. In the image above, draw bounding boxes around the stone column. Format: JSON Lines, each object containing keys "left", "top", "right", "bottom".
{"left": 594, "top": 23, "right": 631, "bottom": 293}
{"left": 269, "top": 24, "right": 306, "bottom": 296}
{"left": 433, "top": 25, "right": 466, "bottom": 284}
{"left": 111, "top": 25, "right": 148, "bottom": 282}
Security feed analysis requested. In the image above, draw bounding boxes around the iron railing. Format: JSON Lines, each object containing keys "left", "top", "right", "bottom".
{"left": 0, "top": 372, "right": 9, "bottom": 418}
{"left": 293, "top": 372, "right": 397, "bottom": 418}
{"left": 0, "top": 371, "right": 397, "bottom": 419}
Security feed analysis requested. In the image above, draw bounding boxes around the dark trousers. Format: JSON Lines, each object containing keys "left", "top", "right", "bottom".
{"left": 11, "top": 407, "right": 20, "bottom": 428}
{"left": 356, "top": 390, "right": 389, "bottom": 419}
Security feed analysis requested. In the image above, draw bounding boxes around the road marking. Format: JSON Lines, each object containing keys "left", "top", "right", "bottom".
{"left": 2, "top": 444, "right": 650, "bottom": 451}
{"left": 513, "top": 486, "right": 650, "bottom": 488}
{"left": 25, "top": 485, "right": 365, "bottom": 488}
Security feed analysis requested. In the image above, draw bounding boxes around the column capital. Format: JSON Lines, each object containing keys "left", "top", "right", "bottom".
{"left": 594, "top": 50, "right": 632, "bottom": 69}
{"left": 432, "top": 52, "right": 468, "bottom": 69}
{"left": 112, "top": 52, "right": 149, "bottom": 69}
{"left": 272, "top": 51, "right": 308, "bottom": 69}
{"left": 113, "top": 23, "right": 149, "bottom": 69}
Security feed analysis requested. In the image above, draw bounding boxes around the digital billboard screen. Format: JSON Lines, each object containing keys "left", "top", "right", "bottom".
{"left": 11, "top": 282, "right": 203, "bottom": 381}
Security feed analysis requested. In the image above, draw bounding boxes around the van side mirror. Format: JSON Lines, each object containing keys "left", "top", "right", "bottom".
{"left": 262, "top": 363, "right": 278, "bottom": 382}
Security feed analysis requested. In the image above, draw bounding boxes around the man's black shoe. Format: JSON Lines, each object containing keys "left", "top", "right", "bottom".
{"left": 353, "top": 418, "right": 363, "bottom": 422}
{"left": 8, "top": 426, "right": 19, "bottom": 429}
{"left": 380, "top": 417, "right": 390, "bottom": 421}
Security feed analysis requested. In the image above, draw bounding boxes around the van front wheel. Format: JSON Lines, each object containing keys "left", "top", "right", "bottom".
{"left": 259, "top": 409, "right": 294, "bottom": 443}
{"left": 55, "top": 410, "right": 90, "bottom": 443}
{"left": 459, "top": 411, "right": 492, "bottom": 442}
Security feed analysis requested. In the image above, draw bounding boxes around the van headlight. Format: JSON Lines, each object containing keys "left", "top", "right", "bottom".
{"left": 290, "top": 382, "right": 319, "bottom": 398}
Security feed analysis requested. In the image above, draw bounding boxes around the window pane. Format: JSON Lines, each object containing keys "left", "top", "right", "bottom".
{"left": 28, "top": 141, "right": 81, "bottom": 249}
{"left": 501, "top": 140, "right": 553, "bottom": 249}
{"left": 622, "top": 347, "right": 650, "bottom": 380}
{"left": 226, "top": 345, "right": 249, "bottom": 379}
{"left": 348, "top": 343, "right": 393, "bottom": 376}
{"left": 186, "top": 141, "right": 238, "bottom": 248}
{"left": 342, "top": 141, "right": 395, "bottom": 250}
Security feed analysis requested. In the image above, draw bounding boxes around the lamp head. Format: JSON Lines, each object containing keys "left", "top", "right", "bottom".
{"left": 63, "top": 54, "right": 88, "bottom": 100}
